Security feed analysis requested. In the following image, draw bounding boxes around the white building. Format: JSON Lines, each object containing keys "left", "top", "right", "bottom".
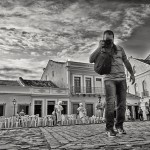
{"left": 126, "top": 55, "right": 150, "bottom": 120}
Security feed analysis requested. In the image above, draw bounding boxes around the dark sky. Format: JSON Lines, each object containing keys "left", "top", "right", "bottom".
{"left": 0, "top": 0, "right": 150, "bottom": 79}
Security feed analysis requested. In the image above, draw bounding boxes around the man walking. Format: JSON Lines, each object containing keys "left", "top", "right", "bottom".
{"left": 89, "top": 30, "right": 135, "bottom": 137}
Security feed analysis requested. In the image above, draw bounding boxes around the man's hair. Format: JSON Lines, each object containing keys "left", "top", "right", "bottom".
{"left": 103, "top": 30, "right": 114, "bottom": 38}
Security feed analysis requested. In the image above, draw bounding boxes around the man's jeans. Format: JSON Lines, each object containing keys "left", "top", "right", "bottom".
{"left": 104, "top": 80, "right": 127, "bottom": 130}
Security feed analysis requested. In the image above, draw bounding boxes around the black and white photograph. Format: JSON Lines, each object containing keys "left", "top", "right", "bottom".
{"left": 0, "top": 0, "right": 150, "bottom": 149}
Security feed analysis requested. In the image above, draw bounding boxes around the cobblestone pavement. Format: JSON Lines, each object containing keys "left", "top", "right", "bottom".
{"left": 1, "top": 121, "right": 150, "bottom": 150}
{"left": 0, "top": 128, "right": 50, "bottom": 150}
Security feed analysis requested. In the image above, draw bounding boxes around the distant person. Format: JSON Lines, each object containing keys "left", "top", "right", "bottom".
{"left": 16, "top": 112, "right": 20, "bottom": 118}
{"left": 77, "top": 103, "right": 86, "bottom": 119}
{"left": 138, "top": 107, "right": 143, "bottom": 121}
{"left": 95, "top": 95, "right": 105, "bottom": 119}
{"left": 145, "top": 108, "right": 150, "bottom": 121}
{"left": 19, "top": 109, "right": 25, "bottom": 116}
{"left": 52, "top": 110, "right": 57, "bottom": 126}
{"left": 126, "top": 108, "right": 131, "bottom": 121}
{"left": 55, "top": 101, "right": 63, "bottom": 126}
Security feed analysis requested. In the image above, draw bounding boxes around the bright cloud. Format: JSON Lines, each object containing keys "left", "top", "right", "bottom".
{"left": 0, "top": 0, "right": 150, "bottom": 79}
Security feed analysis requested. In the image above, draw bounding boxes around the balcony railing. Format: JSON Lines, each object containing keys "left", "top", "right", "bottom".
{"left": 142, "top": 91, "right": 149, "bottom": 97}
{"left": 71, "top": 86, "right": 105, "bottom": 95}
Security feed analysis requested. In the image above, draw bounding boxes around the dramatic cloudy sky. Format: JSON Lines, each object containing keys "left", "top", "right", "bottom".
{"left": 0, "top": 0, "right": 150, "bottom": 80}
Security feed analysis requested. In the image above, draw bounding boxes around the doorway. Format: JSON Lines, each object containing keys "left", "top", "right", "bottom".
{"left": 135, "top": 106, "right": 139, "bottom": 119}
{"left": 61, "top": 101, "right": 68, "bottom": 115}
{"left": 86, "top": 103, "right": 93, "bottom": 117}
{"left": 0, "top": 105, "right": 4, "bottom": 116}
{"left": 72, "top": 103, "right": 79, "bottom": 114}
{"left": 47, "top": 101, "right": 55, "bottom": 115}
{"left": 18, "top": 105, "right": 29, "bottom": 115}
{"left": 34, "top": 101, "right": 42, "bottom": 117}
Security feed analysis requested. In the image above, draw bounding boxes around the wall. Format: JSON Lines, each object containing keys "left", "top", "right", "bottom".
{"left": 0, "top": 94, "right": 31, "bottom": 117}
{"left": 41, "top": 60, "right": 68, "bottom": 88}
{"left": 126, "top": 58, "right": 150, "bottom": 97}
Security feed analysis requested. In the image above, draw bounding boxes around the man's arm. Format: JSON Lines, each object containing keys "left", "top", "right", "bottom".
{"left": 122, "top": 48, "right": 135, "bottom": 84}
{"left": 89, "top": 47, "right": 101, "bottom": 63}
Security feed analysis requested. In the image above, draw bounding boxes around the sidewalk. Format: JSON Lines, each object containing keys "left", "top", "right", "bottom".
{"left": 1, "top": 121, "right": 150, "bottom": 149}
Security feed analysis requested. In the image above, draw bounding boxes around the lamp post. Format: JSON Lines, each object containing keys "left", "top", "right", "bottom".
{"left": 12, "top": 99, "right": 16, "bottom": 116}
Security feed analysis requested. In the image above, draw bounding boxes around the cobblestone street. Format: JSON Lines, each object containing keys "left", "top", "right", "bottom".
{"left": 1, "top": 121, "right": 150, "bottom": 150}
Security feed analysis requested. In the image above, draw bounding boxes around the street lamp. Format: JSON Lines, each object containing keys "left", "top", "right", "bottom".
{"left": 12, "top": 99, "right": 16, "bottom": 116}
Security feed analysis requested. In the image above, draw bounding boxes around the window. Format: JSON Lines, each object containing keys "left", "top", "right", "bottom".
{"left": 85, "top": 77, "right": 92, "bottom": 93}
{"left": 52, "top": 71, "right": 54, "bottom": 77}
{"left": 45, "top": 75, "right": 47, "bottom": 81}
{"left": 127, "top": 86, "right": 129, "bottom": 93}
{"left": 74, "top": 77, "right": 81, "bottom": 93}
{"left": 95, "top": 78, "right": 102, "bottom": 93}
{"left": 133, "top": 66, "right": 136, "bottom": 74}
{"left": 142, "top": 80, "right": 147, "bottom": 92}
{"left": 18, "top": 104, "right": 29, "bottom": 115}
{"left": 134, "top": 83, "right": 138, "bottom": 95}
{"left": 96, "top": 78, "right": 101, "bottom": 81}
{"left": 35, "top": 101, "right": 42, "bottom": 105}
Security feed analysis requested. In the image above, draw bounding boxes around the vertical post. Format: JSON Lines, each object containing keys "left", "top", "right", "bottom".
{"left": 12, "top": 99, "right": 16, "bottom": 116}
{"left": 14, "top": 104, "right": 15, "bottom": 116}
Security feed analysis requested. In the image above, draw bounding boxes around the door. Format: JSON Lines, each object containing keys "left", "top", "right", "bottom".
{"left": 72, "top": 103, "right": 79, "bottom": 114}
{"left": 86, "top": 104, "right": 93, "bottom": 117}
{"left": 0, "top": 105, "right": 4, "bottom": 116}
{"left": 47, "top": 101, "right": 55, "bottom": 115}
{"left": 61, "top": 101, "right": 68, "bottom": 115}
{"left": 34, "top": 101, "right": 42, "bottom": 117}
{"left": 135, "top": 106, "right": 139, "bottom": 119}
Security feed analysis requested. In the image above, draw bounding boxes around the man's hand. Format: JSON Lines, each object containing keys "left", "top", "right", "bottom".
{"left": 130, "top": 75, "right": 135, "bottom": 84}
{"left": 99, "top": 40, "right": 105, "bottom": 48}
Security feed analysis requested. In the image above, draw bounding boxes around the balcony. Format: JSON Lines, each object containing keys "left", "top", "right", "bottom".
{"left": 142, "top": 91, "right": 149, "bottom": 97}
{"left": 71, "top": 86, "right": 105, "bottom": 95}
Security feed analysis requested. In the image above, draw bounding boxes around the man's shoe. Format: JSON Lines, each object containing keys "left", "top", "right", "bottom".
{"left": 106, "top": 129, "right": 117, "bottom": 137}
{"left": 116, "top": 127, "right": 126, "bottom": 134}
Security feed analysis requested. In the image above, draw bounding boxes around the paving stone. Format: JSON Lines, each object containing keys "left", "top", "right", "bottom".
{"left": 2, "top": 121, "right": 150, "bottom": 149}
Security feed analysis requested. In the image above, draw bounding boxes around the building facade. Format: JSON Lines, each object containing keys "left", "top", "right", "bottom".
{"left": 41, "top": 60, "right": 140, "bottom": 118}
{"left": 0, "top": 78, "right": 69, "bottom": 117}
{"left": 126, "top": 56, "right": 150, "bottom": 120}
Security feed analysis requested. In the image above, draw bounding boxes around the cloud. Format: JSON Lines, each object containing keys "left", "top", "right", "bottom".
{"left": 0, "top": 58, "right": 47, "bottom": 80}
{"left": 0, "top": 0, "right": 150, "bottom": 79}
{"left": 115, "top": 5, "right": 150, "bottom": 40}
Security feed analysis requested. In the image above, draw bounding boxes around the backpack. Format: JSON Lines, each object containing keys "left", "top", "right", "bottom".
{"left": 94, "top": 45, "right": 119, "bottom": 75}
{"left": 94, "top": 51, "right": 112, "bottom": 75}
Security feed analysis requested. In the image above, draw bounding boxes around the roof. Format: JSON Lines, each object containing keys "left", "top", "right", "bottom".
{"left": 49, "top": 60, "right": 66, "bottom": 64}
{"left": 134, "top": 58, "right": 150, "bottom": 65}
{"left": 19, "top": 77, "right": 58, "bottom": 88}
{"left": 145, "top": 54, "right": 150, "bottom": 60}
{"left": 0, "top": 80, "right": 21, "bottom": 86}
